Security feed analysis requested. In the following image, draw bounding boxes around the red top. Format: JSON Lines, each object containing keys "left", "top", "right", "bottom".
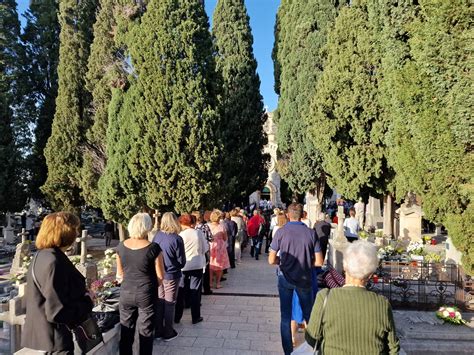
{"left": 247, "top": 215, "right": 264, "bottom": 237}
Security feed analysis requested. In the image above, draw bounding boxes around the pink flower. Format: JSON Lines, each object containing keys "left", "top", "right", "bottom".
{"left": 449, "top": 312, "right": 456, "bottom": 318}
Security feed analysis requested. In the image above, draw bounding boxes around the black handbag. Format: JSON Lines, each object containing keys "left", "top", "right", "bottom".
{"left": 31, "top": 252, "right": 104, "bottom": 354}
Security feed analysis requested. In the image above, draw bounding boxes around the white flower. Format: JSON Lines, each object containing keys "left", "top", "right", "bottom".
{"left": 103, "top": 281, "right": 112, "bottom": 288}
{"left": 446, "top": 307, "right": 455, "bottom": 313}
{"left": 105, "top": 249, "right": 115, "bottom": 256}
{"left": 442, "top": 310, "right": 449, "bottom": 317}
{"left": 455, "top": 311, "right": 461, "bottom": 317}
{"left": 86, "top": 254, "right": 93, "bottom": 259}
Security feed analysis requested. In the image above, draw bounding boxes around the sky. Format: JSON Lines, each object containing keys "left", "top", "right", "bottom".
{"left": 16, "top": 0, "right": 280, "bottom": 111}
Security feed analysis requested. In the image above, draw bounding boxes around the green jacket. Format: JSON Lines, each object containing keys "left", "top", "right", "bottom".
{"left": 305, "top": 287, "right": 400, "bottom": 355}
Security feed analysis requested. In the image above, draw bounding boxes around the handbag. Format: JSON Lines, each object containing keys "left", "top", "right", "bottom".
{"left": 322, "top": 264, "right": 345, "bottom": 289}
{"left": 30, "top": 252, "right": 104, "bottom": 354}
{"left": 313, "top": 289, "right": 331, "bottom": 355}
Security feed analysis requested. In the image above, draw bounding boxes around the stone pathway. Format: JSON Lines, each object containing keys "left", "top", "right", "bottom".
{"left": 153, "top": 295, "right": 283, "bottom": 354}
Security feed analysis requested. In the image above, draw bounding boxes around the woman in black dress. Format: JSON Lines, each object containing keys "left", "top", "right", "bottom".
{"left": 22, "top": 212, "right": 93, "bottom": 354}
{"left": 116, "top": 213, "right": 165, "bottom": 355}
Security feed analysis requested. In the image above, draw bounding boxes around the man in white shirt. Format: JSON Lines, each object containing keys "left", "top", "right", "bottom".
{"left": 343, "top": 208, "right": 360, "bottom": 242}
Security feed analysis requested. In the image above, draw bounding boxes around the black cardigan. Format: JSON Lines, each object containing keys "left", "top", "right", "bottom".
{"left": 22, "top": 248, "right": 93, "bottom": 352}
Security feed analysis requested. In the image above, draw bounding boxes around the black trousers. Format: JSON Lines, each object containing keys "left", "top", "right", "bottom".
{"left": 119, "top": 288, "right": 155, "bottom": 355}
{"left": 175, "top": 269, "right": 203, "bottom": 322}
{"left": 228, "top": 234, "right": 236, "bottom": 268}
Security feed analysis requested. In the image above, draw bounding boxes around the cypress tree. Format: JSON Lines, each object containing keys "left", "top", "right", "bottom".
{"left": 42, "top": 0, "right": 97, "bottom": 211}
{"left": 385, "top": 0, "right": 473, "bottom": 272}
{"left": 309, "top": 0, "right": 392, "bottom": 200}
{"left": 274, "top": 0, "right": 344, "bottom": 197}
{"left": 123, "top": 0, "right": 220, "bottom": 213}
{"left": 212, "top": 0, "right": 268, "bottom": 203}
{"left": 0, "top": 0, "right": 27, "bottom": 212}
{"left": 81, "top": 0, "right": 125, "bottom": 207}
{"left": 21, "top": 0, "right": 60, "bottom": 200}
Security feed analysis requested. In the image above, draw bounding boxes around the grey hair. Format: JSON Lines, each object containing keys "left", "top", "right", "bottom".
{"left": 343, "top": 240, "right": 379, "bottom": 280}
{"left": 128, "top": 213, "right": 152, "bottom": 239}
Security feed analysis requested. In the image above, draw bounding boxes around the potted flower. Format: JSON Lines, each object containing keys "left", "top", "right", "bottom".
{"left": 422, "top": 236, "right": 432, "bottom": 245}
{"left": 436, "top": 306, "right": 467, "bottom": 325}
{"left": 10, "top": 272, "right": 26, "bottom": 286}
{"left": 407, "top": 241, "right": 425, "bottom": 262}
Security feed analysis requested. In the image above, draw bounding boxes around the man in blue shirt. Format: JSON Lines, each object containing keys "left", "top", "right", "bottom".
{"left": 269, "top": 203, "right": 323, "bottom": 355}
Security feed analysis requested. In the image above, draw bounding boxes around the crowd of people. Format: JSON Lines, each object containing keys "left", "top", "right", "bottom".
{"left": 21, "top": 203, "right": 400, "bottom": 355}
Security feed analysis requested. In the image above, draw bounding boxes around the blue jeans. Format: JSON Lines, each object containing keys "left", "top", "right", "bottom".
{"left": 278, "top": 273, "right": 314, "bottom": 355}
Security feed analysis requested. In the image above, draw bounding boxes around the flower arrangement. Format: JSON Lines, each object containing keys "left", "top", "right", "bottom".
{"left": 424, "top": 252, "right": 442, "bottom": 263}
{"left": 407, "top": 241, "right": 425, "bottom": 256}
{"left": 71, "top": 256, "right": 81, "bottom": 266}
{"left": 90, "top": 277, "right": 120, "bottom": 305}
{"left": 358, "top": 230, "right": 370, "bottom": 240}
{"left": 22, "top": 255, "right": 32, "bottom": 269}
{"left": 377, "top": 245, "right": 396, "bottom": 259}
{"left": 99, "top": 249, "right": 116, "bottom": 270}
{"left": 10, "top": 272, "right": 26, "bottom": 283}
{"left": 436, "top": 306, "right": 467, "bottom": 325}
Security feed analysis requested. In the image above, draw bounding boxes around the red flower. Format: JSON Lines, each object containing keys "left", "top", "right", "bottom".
{"left": 449, "top": 312, "right": 456, "bottom": 318}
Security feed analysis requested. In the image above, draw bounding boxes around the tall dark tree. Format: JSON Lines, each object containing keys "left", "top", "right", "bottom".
{"left": 21, "top": 0, "right": 60, "bottom": 200}
{"left": 42, "top": 0, "right": 97, "bottom": 211}
{"left": 273, "top": 0, "right": 343, "bottom": 201}
{"left": 212, "top": 0, "right": 268, "bottom": 203}
{"left": 81, "top": 0, "right": 127, "bottom": 207}
{"left": 0, "top": 0, "right": 27, "bottom": 212}
{"left": 309, "top": 0, "right": 393, "bottom": 200}
{"left": 118, "top": 0, "right": 220, "bottom": 213}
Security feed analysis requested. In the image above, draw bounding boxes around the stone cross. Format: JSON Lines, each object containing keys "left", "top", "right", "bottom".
{"left": 76, "top": 230, "right": 91, "bottom": 264}
{"left": 17, "top": 228, "right": 28, "bottom": 244}
{"left": 153, "top": 210, "right": 161, "bottom": 230}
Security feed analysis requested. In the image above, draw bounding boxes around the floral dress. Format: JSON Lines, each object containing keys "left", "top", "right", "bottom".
{"left": 208, "top": 222, "right": 230, "bottom": 271}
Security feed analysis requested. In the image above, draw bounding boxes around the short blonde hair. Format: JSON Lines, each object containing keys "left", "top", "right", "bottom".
{"left": 210, "top": 210, "right": 222, "bottom": 223}
{"left": 160, "top": 212, "right": 181, "bottom": 234}
{"left": 277, "top": 213, "right": 287, "bottom": 227}
{"left": 128, "top": 213, "right": 152, "bottom": 239}
{"left": 36, "top": 212, "right": 80, "bottom": 249}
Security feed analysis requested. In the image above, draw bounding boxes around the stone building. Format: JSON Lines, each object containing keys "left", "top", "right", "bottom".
{"left": 249, "top": 112, "right": 283, "bottom": 208}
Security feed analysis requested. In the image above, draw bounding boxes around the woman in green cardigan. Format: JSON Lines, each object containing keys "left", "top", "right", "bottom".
{"left": 305, "top": 241, "right": 400, "bottom": 354}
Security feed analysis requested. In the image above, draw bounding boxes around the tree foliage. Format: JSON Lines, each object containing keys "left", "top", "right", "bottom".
{"left": 273, "top": 0, "right": 342, "bottom": 197}
{"left": 212, "top": 0, "right": 268, "bottom": 203}
{"left": 21, "top": 0, "right": 60, "bottom": 200}
{"left": 108, "top": 0, "right": 220, "bottom": 214}
{"left": 0, "top": 0, "right": 27, "bottom": 212}
{"left": 309, "top": 1, "right": 392, "bottom": 200}
{"left": 81, "top": 0, "right": 128, "bottom": 207}
{"left": 382, "top": 0, "right": 473, "bottom": 272}
{"left": 42, "top": 0, "right": 97, "bottom": 212}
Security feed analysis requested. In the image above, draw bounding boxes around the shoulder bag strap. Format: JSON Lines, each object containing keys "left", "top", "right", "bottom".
{"left": 30, "top": 252, "right": 42, "bottom": 291}
{"left": 314, "top": 289, "right": 330, "bottom": 354}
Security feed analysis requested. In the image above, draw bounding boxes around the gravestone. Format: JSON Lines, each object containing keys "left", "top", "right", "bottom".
{"left": 396, "top": 193, "right": 424, "bottom": 244}
{"left": 153, "top": 210, "right": 161, "bottom": 231}
{"left": 9, "top": 229, "right": 31, "bottom": 277}
{"left": 305, "top": 192, "right": 320, "bottom": 229}
{"left": 354, "top": 198, "right": 365, "bottom": 230}
{"left": 3, "top": 213, "right": 15, "bottom": 244}
{"left": 365, "top": 196, "right": 383, "bottom": 229}
{"left": 75, "top": 230, "right": 98, "bottom": 287}
{"left": 328, "top": 206, "right": 348, "bottom": 273}
{"left": 445, "top": 237, "right": 463, "bottom": 266}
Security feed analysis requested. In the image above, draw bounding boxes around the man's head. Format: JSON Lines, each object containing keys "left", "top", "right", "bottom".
{"left": 349, "top": 208, "right": 356, "bottom": 217}
{"left": 286, "top": 203, "right": 303, "bottom": 221}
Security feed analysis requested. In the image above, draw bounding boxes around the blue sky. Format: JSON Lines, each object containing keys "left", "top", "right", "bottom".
{"left": 16, "top": 0, "right": 279, "bottom": 111}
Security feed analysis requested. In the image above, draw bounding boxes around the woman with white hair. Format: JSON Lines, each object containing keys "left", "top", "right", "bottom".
{"left": 305, "top": 241, "right": 399, "bottom": 354}
{"left": 116, "top": 212, "right": 165, "bottom": 355}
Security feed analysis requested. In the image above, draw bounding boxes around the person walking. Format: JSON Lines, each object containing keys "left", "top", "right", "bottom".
{"left": 344, "top": 207, "right": 360, "bottom": 242}
{"left": 175, "top": 214, "right": 208, "bottom": 325}
{"left": 224, "top": 212, "right": 237, "bottom": 268}
{"left": 104, "top": 220, "right": 114, "bottom": 246}
{"left": 22, "top": 212, "right": 93, "bottom": 354}
{"left": 305, "top": 241, "right": 400, "bottom": 354}
{"left": 247, "top": 210, "right": 265, "bottom": 259}
{"left": 116, "top": 213, "right": 165, "bottom": 354}
{"left": 268, "top": 203, "right": 324, "bottom": 355}
{"left": 153, "top": 212, "right": 186, "bottom": 342}
{"left": 314, "top": 212, "right": 331, "bottom": 261}
{"left": 230, "top": 209, "right": 245, "bottom": 264}
{"left": 208, "top": 210, "right": 230, "bottom": 289}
